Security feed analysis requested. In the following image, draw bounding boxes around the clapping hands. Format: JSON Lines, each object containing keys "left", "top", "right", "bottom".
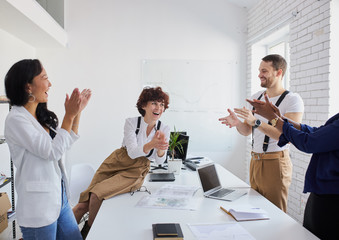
{"left": 65, "top": 88, "right": 92, "bottom": 118}
{"left": 218, "top": 108, "right": 241, "bottom": 128}
{"left": 246, "top": 94, "right": 281, "bottom": 120}
{"left": 152, "top": 130, "right": 169, "bottom": 151}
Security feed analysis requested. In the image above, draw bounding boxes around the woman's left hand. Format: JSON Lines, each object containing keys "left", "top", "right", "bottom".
{"left": 79, "top": 89, "right": 92, "bottom": 112}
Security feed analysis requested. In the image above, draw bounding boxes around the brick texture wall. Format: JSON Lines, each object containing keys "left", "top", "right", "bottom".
{"left": 247, "top": 0, "right": 331, "bottom": 223}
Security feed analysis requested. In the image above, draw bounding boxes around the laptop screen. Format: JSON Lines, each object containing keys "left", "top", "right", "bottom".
{"left": 166, "top": 132, "right": 189, "bottom": 161}
{"left": 197, "top": 164, "right": 221, "bottom": 192}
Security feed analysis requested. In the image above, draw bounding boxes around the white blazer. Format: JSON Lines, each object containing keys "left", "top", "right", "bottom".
{"left": 4, "top": 106, "right": 79, "bottom": 228}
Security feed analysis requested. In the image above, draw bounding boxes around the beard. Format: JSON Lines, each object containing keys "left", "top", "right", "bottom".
{"left": 260, "top": 78, "right": 271, "bottom": 88}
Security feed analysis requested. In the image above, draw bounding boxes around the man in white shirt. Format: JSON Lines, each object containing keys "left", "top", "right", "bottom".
{"left": 219, "top": 54, "right": 304, "bottom": 212}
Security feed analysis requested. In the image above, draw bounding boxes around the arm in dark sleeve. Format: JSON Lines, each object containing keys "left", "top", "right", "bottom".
{"left": 278, "top": 119, "right": 339, "bottom": 153}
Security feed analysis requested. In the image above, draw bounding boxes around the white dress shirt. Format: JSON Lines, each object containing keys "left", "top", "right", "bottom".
{"left": 4, "top": 106, "right": 79, "bottom": 228}
{"left": 122, "top": 117, "right": 170, "bottom": 165}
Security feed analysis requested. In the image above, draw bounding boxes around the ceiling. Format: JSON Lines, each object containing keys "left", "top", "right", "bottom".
{"left": 227, "top": 0, "right": 261, "bottom": 9}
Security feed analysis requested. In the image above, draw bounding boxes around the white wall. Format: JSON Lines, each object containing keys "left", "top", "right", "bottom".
{"left": 34, "top": 0, "right": 249, "bottom": 179}
{"left": 329, "top": 0, "right": 339, "bottom": 117}
{"left": 0, "top": 29, "right": 35, "bottom": 174}
{"left": 247, "top": 0, "right": 332, "bottom": 223}
{"left": 0, "top": 29, "right": 35, "bottom": 240}
{"left": 0, "top": 29, "right": 36, "bottom": 96}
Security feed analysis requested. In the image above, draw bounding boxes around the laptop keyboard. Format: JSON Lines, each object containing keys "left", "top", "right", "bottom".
{"left": 210, "top": 188, "right": 234, "bottom": 197}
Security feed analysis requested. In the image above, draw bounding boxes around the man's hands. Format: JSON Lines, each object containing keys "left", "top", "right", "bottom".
{"left": 219, "top": 107, "right": 256, "bottom": 127}
{"left": 246, "top": 94, "right": 281, "bottom": 121}
{"left": 234, "top": 107, "right": 256, "bottom": 126}
{"left": 218, "top": 108, "right": 241, "bottom": 128}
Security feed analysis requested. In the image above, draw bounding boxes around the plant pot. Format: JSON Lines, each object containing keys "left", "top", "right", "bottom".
{"left": 167, "top": 159, "right": 182, "bottom": 175}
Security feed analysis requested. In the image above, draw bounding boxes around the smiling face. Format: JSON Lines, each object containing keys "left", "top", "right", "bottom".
{"left": 143, "top": 101, "right": 165, "bottom": 122}
{"left": 27, "top": 68, "right": 51, "bottom": 104}
{"left": 258, "top": 61, "right": 282, "bottom": 89}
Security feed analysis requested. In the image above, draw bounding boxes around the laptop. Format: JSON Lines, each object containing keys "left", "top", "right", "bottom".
{"left": 197, "top": 163, "right": 247, "bottom": 201}
{"left": 149, "top": 173, "right": 175, "bottom": 182}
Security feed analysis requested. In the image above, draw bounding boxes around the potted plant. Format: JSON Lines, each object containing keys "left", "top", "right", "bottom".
{"left": 167, "top": 128, "right": 187, "bottom": 174}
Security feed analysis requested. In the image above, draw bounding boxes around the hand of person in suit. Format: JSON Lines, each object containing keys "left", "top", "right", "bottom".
{"left": 246, "top": 94, "right": 281, "bottom": 121}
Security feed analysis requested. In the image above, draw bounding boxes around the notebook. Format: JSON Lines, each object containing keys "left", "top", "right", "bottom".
{"left": 197, "top": 163, "right": 247, "bottom": 201}
{"left": 220, "top": 206, "right": 269, "bottom": 221}
{"left": 149, "top": 173, "right": 175, "bottom": 182}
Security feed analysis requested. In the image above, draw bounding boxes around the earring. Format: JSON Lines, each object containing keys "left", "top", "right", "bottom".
{"left": 28, "top": 93, "right": 36, "bottom": 102}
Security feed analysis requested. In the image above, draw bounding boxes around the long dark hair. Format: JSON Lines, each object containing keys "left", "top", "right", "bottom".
{"left": 5, "top": 59, "right": 59, "bottom": 131}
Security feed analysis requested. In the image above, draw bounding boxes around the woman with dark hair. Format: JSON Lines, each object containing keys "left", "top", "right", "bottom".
{"left": 247, "top": 94, "right": 339, "bottom": 240}
{"left": 73, "top": 86, "right": 170, "bottom": 239}
{"left": 4, "top": 59, "right": 91, "bottom": 239}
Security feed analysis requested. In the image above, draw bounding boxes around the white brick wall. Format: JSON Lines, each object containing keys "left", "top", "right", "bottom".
{"left": 247, "top": 0, "right": 332, "bottom": 223}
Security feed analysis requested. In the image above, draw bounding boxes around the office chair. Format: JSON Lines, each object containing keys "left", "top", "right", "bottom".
{"left": 69, "top": 163, "right": 95, "bottom": 207}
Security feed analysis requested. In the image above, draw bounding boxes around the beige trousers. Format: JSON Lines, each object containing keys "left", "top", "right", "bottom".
{"left": 250, "top": 149, "right": 292, "bottom": 212}
{"left": 79, "top": 147, "right": 150, "bottom": 202}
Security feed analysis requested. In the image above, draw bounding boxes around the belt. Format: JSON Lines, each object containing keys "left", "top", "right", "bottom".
{"left": 251, "top": 150, "right": 287, "bottom": 160}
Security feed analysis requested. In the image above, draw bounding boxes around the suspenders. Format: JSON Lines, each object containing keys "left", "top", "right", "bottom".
{"left": 252, "top": 90, "right": 289, "bottom": 152}
{"left": 135, "top": 116, "right": 161, "bottom": 157}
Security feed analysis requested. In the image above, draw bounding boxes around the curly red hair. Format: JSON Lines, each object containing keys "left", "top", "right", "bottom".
{"left": 136, "top": 86, "right": 169, "bottom": 116}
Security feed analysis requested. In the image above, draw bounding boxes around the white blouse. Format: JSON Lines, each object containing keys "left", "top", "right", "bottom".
{"left": 4, "top": 106, "right": 79, "bottom": 228}
{"left": 122, "top": 116, "right": 170, "bottom": 165}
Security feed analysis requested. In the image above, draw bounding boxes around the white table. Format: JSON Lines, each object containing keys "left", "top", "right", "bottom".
{"left": 87, "top": 164, "right": 318, "bottom": 240}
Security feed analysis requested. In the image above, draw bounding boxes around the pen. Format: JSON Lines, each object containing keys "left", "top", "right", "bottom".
{"left": 220, "top": 206, "right": 237, "bottom": 221}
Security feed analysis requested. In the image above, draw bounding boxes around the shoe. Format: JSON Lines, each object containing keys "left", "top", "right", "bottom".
{"left": 81, "top": 220, "right": 91, "bottom": 240}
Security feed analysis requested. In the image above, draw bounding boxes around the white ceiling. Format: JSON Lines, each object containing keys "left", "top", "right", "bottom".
{"left": 227, "top": 0, "right": 260, "bottom": 9}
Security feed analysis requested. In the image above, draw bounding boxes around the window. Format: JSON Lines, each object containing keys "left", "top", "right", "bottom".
{"left": 267, "top": 38, "right": 290, "bottom": 90}
{"left": 250, "top": 25, "right": 290, "bottom": 95}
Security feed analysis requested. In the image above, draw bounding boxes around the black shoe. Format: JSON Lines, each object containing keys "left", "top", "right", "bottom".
{"left": 81, "top": 220, "right": 91, "bottom": 240}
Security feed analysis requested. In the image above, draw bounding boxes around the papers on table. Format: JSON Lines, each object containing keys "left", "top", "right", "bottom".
{"left": 135, "top": 184, "right": 199, "bottom": 210}
{"left": 188, "top": 223, "right": 256, "bottom": 240}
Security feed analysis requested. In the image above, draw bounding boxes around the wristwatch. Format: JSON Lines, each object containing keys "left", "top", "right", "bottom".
{"left": 253, "top": 119, "right": 262, "bottom": 129}
{"left": 270, "top": 117, "right": 279, "bottom": 127}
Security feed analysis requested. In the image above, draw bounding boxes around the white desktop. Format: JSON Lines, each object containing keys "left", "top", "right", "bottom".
{"left": 86, "top": 163, "right": 318, "bottom": 240}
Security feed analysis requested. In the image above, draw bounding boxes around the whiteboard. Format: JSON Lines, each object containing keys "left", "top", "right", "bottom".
{"left": 141, "top": 59, "right": 236, "bottom": 152}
